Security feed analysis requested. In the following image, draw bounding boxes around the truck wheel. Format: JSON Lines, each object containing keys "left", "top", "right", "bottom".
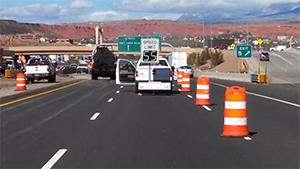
{"left": 91, "top": 74, "right": 98, "bottom": 80}
{"left": 167, "top": 85, "right": 172, "bottom": 95}
{"left": 52, "top": 74, "right": 56, "bottom": 82}
{"left": 30, "top": 79, "right": 34, "bottom": 83}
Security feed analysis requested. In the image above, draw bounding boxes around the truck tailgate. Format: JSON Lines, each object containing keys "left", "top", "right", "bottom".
{"left": 25, "top": 65, "right": 49, "bottom": 74}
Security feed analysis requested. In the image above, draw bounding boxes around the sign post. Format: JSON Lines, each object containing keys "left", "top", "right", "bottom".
{"left": 258, "top": 38, "right": 263, "bottom": 48}
{"left": 236, "top": 45, "right": 252, "bottom": 73}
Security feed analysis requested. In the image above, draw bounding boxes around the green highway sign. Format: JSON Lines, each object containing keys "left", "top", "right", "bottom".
{"left": 118, "top": 35, "right": 162, "bottom": 52}
{"left": 236, "top": 45, "right": 252, "bottom": 58}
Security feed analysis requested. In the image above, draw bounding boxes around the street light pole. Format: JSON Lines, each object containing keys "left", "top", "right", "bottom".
{"left": 203, "top": 21, "right": 205, "bottom": 48}
{"left": 210, "top": 20, "right": 212, "bottom": 48}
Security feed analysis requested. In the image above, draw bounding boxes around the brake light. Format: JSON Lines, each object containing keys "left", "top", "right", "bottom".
{"left": 136, "top": 70, "right": 138, "bottom": 77}
{"left": 47, "top": 67, "right": 49, "bottom": 71}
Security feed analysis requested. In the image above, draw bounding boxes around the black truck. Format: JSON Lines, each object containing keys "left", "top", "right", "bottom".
{"left": 91, "top": 46, "right": 116, "bottom": 80}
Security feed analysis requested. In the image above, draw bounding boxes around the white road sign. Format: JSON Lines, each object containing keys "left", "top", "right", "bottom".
{"left": 141, "top": 38, "right": 160, "bottom": 63}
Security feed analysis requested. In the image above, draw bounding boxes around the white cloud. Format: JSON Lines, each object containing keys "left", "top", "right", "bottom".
{"left": 0, "top": 0, "right": 94, "bottom": 23}
{"left": 84, "top": 11, "right": 130, "bottom": 22}
{"left": 70, "top": 0, "right": 93, "bottom": 9}
{"left": 113, "top": 0, "right": 300, "bottom": 13}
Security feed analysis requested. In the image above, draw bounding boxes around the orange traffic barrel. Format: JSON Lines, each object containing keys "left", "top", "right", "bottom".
{"left": 177, "top": 71, "right": 183, "bottom": 85}
{"left": 222, "top": 86, "right": 248, "bottom": 137}
{"left": 16, "top": 73, "right": 26, "bottom": 91}
{"left": 181, "top": 73, "right": 191, "bottom": 92}
{"left": 195, "top": 76, "right": 210, "bottom": 105}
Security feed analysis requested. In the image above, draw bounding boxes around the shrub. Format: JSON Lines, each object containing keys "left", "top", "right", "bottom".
{"left": 210, "top": 50, "right": 224, "bottom": 66}
{"left": 196, "top": 48, "right": 211, "bottom": 66}
{"left": 187, "top": 52, "right": 197, "bottom": 65}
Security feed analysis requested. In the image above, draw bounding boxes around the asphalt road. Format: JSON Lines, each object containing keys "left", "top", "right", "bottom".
{"left": 1, "top": 78, "right": 299, "bottom": 168}
{"left": 251, "top": 50, "right": 300, "bottom": 84}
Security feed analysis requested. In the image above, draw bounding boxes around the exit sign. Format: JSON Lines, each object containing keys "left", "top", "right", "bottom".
{"left": 236, "top": 45, "right": 252, "bottom": 58}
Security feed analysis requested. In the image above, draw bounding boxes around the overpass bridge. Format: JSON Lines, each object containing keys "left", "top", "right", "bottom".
{"left": 7, "top": 45, "right": 202, "bottom": 56}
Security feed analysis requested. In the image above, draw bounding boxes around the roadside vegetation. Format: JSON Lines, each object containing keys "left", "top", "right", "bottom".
{"left": 188, "top": 49, "right": 224, "bottom": 67}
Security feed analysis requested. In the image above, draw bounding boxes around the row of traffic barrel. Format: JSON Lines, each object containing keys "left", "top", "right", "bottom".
{"left": 176, "top": 71, "right": 249, "bottom": 137}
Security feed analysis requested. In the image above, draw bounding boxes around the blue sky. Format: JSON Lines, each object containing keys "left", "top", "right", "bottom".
{"left": 0, "top": 0, "right": 299, "bottom": 24}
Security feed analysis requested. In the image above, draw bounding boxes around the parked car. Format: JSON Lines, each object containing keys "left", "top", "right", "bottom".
{"left": 77, "top": 63, "right": 88, "bottom": 73}
{"left": 260, "top": 52, "right": 270, "bottom": 61}
{"left": 177, "top": 65, "right": 194, "bottom": 78}
{"left": 70, "top": 63, "right": 77, "bottom": 68}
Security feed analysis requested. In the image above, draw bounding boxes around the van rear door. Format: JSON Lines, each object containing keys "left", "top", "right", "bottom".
{"left": 116, "top": 59, "right": 136, "bottom": 85}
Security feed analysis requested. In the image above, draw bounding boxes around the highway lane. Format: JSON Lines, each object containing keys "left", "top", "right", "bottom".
{"left": 251, "top": 50, "right": 300, "bottom": 84}
{"left": 1, "top": 78, "right": 299, "bottom": 168}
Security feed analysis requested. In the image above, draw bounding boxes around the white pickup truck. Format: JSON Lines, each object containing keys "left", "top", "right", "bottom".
{"left": 269, "top": 45, "right": 287, "bottom": 52}
{"left": 25, "top": 57, "right": 56, "bottom": 83}
{"left": 116, "top": 58, "right": 173, "bottom": 94}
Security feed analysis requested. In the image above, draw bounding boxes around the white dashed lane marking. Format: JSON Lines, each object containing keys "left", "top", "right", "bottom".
{"left": 108, "top": 98, "right": 114, "bottom": 102}
{"left": 41, "top": 149, "right": 67, "bottom": 169}
{"left": 116, "top": 90, "right": 120, "bottom": 94}
{"left": 187, "top": 95, "right": 193, "bottom": 99}
{"left": 90, "top": 113, "right": 100, "bottom": 120}
{"left": 202, "top": 105, "right": 212, "bottom": 111}
{"left": 120, "top": 86, "right": 124, "bottom": 88}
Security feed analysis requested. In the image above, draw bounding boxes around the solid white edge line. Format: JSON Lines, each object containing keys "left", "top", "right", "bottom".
{"left": 210, "top": 82, "right": 300, "bottom": 108}
{"left": 108, "top": 98, "right": 114, "bottom": 102}
{"left": 90, "top": 113, "right": 100, "bottom": 120}
{"left": 187, "top": 95, "right": 193, "bottom": 98}
{"left": 202, "top": 105, "right": 212, "bottom": 111}
{"left": 244, "top": 136, "right": 252, "bottom": 141}
{"left": 116, "top": 90, "right": 120, "bottom": 94}
{"left": 41, "top": 149, "right": 67, "bottom": 169}
{"left": 273, "top": 53, "right": 293, "bottom": 65}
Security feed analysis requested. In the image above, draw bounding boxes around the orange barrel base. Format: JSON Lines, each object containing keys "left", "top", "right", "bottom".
{"left": 16, "top": 73, "right": 26, "bottom": 91}
{"left": 222, "top": 125, "right": 249, "bottom": 137}
{"left": 195, "top": 99, "right": 210, "bottom": 105}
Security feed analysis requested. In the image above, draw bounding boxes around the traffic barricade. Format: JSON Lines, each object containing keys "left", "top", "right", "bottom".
{"left": 16, "top": 73, "right": 26, "bottom": 91}
{"left": 181, "top": 73, "right": 191, "bottom": 92}
{"left": 258, "top": 74, "right": 267, "bottom": 84}
{"left": 5, "top": 69, "right": 14, "bottom": 78}
{"left": 222, "top": 86, "right": 249, "bottom": 137}
{"left": 195, "top": 76, "right": 210, "bottom": 105}
{"left": 177, "top": 71, "right": 183, "bottom": 85}
{"left": 250, "top": 74, "right": 258, "bottom": 83}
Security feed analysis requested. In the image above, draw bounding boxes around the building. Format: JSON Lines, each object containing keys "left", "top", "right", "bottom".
{"left": 277, "top": 36, "right": 289, "bottom": 42}
{"left": 17, "top": 34, "right": 36, "bottom": 40}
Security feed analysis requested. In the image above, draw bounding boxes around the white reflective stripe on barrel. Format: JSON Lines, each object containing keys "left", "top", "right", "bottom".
{"left": 225, "top": 101, "right": 246, "bottom": 109}
{"left": 178, "top": 75, "right": 183, "bottom": 77}
{"left": 224, "top": 117, "right": 247, "bottom": 125}
{"left": 197, "top": 85, "right": 209, "bottom": 90}
{"left": 178, "top": 79, "right": 182, "bottom": 82}
{"left": 17, "top": 84, "right": 26, "bottom": 86}
{"left": 182, "top": 78, "right": 190, "bottom": 82}
{"left": 196, "top": 94, "right": 209, "bottom": 99}
{"left": 181, "top": 84, "right": 190, "bottom": 88}
{"left": 17, "top": 78, "right": 25, "bottom": 81}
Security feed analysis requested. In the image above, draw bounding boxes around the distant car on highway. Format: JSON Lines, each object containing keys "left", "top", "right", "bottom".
{"left": 214, "top": 45, "right": 228, "bottom": 50}
{"left": 77, "top": 63, "right": 88, "bottom": 74}
{"left": 70, "top": 63, "right": 77, "bottom": 68}
{"left": 260, "top": 52, "right": 270, "bottom": 61}
{"left": 269, "top": 45, "right": 286, "bottom": 52}
{"left": 178, "top": 65, "right": 194, "bottom": 78}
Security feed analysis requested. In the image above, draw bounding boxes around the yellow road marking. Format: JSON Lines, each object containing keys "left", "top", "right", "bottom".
{"left": 0, "top": 80, "right": 87, "bottom": 107}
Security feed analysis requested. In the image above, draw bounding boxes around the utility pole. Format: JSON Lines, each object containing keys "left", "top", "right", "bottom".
{"left": 203, "top": 21, "right": 205, "bottom": 48}
{"left": 210, "top": 20, "right": 212, "bottom": 48}
{"left": 247, "top": 20, "right": 249, "bottom": 44}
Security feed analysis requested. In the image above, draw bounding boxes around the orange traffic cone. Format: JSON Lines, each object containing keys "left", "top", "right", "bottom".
{"left": 195, "top": 76, "right": 210, "bottom": 105}
{"left": 177, "top": 71, "right": 183, "bottom": 85}
{"left": 16, "top": 73, "right": 26, "bottom": 91}
{"left": 181, "top": 73, "right": 191, "bottom": 92}
{"left": 222, "top": 86, "right": 249, "bottom": 137}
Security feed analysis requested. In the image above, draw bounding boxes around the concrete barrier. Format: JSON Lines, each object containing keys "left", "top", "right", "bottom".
{"left": 194, "top": 70, "right": 251, "bottom": 82}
